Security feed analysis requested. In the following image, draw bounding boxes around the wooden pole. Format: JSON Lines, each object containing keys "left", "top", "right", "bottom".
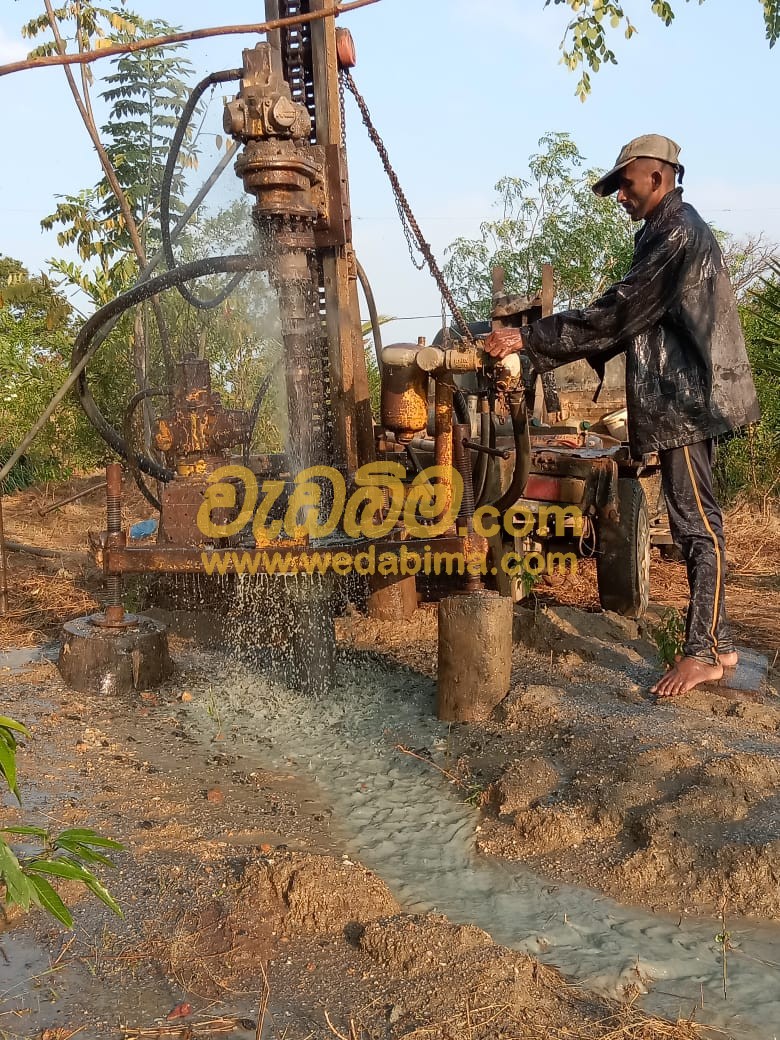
{"left": 0, "top": 0, "right": 381, "bottom": 79}
{"left": 437, "top": 592, "right": 513, "bottom": 722}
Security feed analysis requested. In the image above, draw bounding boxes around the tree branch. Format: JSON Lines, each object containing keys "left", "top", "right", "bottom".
{"left": 2, "top": 0, "right": 381, "bottom": 78}
{"left": 43, "top": 0, "right": 148, "bottom": 267}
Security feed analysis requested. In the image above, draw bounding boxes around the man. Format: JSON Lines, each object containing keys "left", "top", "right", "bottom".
{"left": 485, "top": 134, "right": 760, "bottom": 698}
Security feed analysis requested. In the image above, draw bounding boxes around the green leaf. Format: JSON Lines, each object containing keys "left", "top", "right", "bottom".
{"left": 0, "top": 732, "right": 20, "bottom": 801}
{"left": 54, "top": 841, "right": 118, "bottom": 868}
{"left": 54, "top": 828, "right": 124, "bottom": 850}
{"left": 24, "top": 858, "right": 91, "bottom": 882}
{"left": 0, "top": 716, "right": 30, "bottom": 736}
{"left": 82, "top": 873, "right": 123, "bottom": 918}
{"left": 0, "top": 841, "right": 34, "bottom": 909}
{"left": 27, "top": 874, "right": 73, "bottom": 927}
{"left": 25, "top": 859, "right": 123, "bottom": 918}
{"left": 1, "top": 825, "right": 48, "bottom": 840}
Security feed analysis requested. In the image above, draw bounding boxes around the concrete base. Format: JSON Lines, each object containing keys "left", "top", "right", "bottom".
{"left": 437, "top": 592, "right": 513, "bottom": 723}
{"left": 58, "top": 614, "right": 172, "bottom": 696}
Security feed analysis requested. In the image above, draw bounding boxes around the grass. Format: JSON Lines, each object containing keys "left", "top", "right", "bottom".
{"left": 321, "top": 993, "right": 709, "bottom": 1040}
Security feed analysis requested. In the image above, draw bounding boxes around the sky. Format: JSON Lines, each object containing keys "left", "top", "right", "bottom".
{"left": 0, "top": 0, "right": 778, "bottom": 345}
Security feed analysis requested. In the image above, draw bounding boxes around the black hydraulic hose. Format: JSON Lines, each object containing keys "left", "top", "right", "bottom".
{"left": 72, "top": 254, "right": 267, "bottom": 480}
{"left": 355, "top": 256, "right": 383, "bottom": 373}
{"left": 0, "top": 149, "right": 243, "bottom": 494}
{"left": 160, "top": 67, "right": 244, "bottom": 310}
{"left": 242, "top": 369, "right": 276, "bottom": 467}
{"left": 490, "top": 391, "right": 531, "bottom": 515}
{"left": 453, "top": 385, "right": 471, "bottom": 427}
{"left": 122, "top": 387, "right": 171, "bottom": 511}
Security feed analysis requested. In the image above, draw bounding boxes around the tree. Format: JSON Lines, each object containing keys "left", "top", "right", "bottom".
{"left": 35, "top": 7, "right": 196, "bottom": 303}
{"left": 23, "top": 4, "right": 203, "bottom": 453}
{"left": 719, "top": 234, "right": 777, "bottom": 301}
{"left": 715, "top": 270, "right": 780, "bottom": 498}
{"left": 444, "top": 132, "right": 635, "bottom": 320}
{"left": 39, "top": 10, "right": 197, "bottom": 302}
{"left": 546, "top": 1, "right": 780, "bottom": 99}
{"left": 0, "top": 256, "right": 101, "bottom": 485}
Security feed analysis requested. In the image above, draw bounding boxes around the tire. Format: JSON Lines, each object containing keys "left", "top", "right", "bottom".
{"left": 596, "top": 478, "right": 650, "bottom": 618}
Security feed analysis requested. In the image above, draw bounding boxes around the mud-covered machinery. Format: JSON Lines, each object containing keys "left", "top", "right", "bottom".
{"left": 58, "top": 0, "right": 593, "bottom": 719}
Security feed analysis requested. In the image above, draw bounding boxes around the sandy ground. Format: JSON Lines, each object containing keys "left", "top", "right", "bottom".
{"left": 1, "top": 652, "right": 704, "bottom": 1040}
{"left": 0, "top": 475, "right": 778, "bottom": 1038}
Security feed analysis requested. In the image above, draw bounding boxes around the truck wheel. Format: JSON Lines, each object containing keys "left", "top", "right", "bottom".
{"left": 596, "top": 478, "right": 650, "bottom": 618}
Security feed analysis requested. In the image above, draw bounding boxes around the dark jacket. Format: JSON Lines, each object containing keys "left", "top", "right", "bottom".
{"left": 520, "top": 189, "right": 761, "bottom": 456}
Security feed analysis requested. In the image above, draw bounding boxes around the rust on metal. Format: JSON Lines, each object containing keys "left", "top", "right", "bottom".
{"left": 152, "top": 356, "right": 250, "bottom": 477}
{"left": 90, "top": 604, "right": 139, "bottom": 629}
{"left": 434, "top": 378, "right": 454, "bottom": 524}
{"left": 104, "top": 462, "right": 125, "bottom": 622}
{"left": 106, "top": 462, "right": 123, "bottom": 499}
{"left": 380, "top": 347, "right": 429, "bottom": 444}
{"left": 335, "top": 27, "right": 357, "bottom": 68}
{"left": 529, "top": 450, "right": 619, "bottom": 522}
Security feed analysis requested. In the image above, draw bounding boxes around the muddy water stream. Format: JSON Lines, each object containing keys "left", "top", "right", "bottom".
{"left": 188, "top": 653, "right": 780, "bottom": 1040}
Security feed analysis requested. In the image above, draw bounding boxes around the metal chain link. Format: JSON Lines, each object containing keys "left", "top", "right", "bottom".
{"left": 341, "top": 69, "right": 474, "bottom": 343}
{"left": 338, "top": 70, "right": 348, "bottom": 153}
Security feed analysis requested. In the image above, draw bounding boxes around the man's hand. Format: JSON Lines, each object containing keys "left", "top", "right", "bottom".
{"left": 483, "top": 327, "right": 524, "bottom": 359}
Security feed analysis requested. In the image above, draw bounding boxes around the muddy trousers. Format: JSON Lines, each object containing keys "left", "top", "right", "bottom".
{"left": 660, "top": 439, "right": 734, "bottom": 664}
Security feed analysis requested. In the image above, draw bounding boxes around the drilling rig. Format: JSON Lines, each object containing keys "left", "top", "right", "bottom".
{"left": 59, "top": 0, "right": 653, "bottom": 720}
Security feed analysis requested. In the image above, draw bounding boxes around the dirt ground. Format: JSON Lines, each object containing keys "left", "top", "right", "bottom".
{"left": 1, "top": 474, "right": 779, "bottom": 1039}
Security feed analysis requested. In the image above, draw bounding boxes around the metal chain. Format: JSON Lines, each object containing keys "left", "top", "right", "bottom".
{"left": 341, "top": 69, "right": 474, "bottom": 343}
{"left": 338, "top": 70, "right": 348, "bottom": 152}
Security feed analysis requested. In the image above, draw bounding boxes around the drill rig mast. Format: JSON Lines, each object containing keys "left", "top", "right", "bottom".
{"left": 59, "top": 0, "right": 526, "bottom": 719}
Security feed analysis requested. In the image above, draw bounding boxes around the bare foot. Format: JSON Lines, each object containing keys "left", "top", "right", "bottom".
{"left": 651, "top": 656, "right": 723, "bottom": 698}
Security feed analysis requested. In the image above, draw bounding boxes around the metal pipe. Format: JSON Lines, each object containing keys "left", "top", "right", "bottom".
{"left": 452, "top": 423, "right": 476, "bottom": 526}
{"left": 104, "top": 464, "right": 124, "bottom": 625}
{"left": 2, "top": 540, "right": 87, "bottom": 559}
{"left": 472, "top": 401, "right": 491, "bottom": 504}
{"left": 463, "top": 437, "right": 510, "bottom": 460}
{"left": 38, "top": 480, "right": 107, "bottom": 517}
{"left": 453, "top": 422, "right": 481, "bottom": 592}
{"left": 434, "top": 378, "right": 454, "bottom": 526}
